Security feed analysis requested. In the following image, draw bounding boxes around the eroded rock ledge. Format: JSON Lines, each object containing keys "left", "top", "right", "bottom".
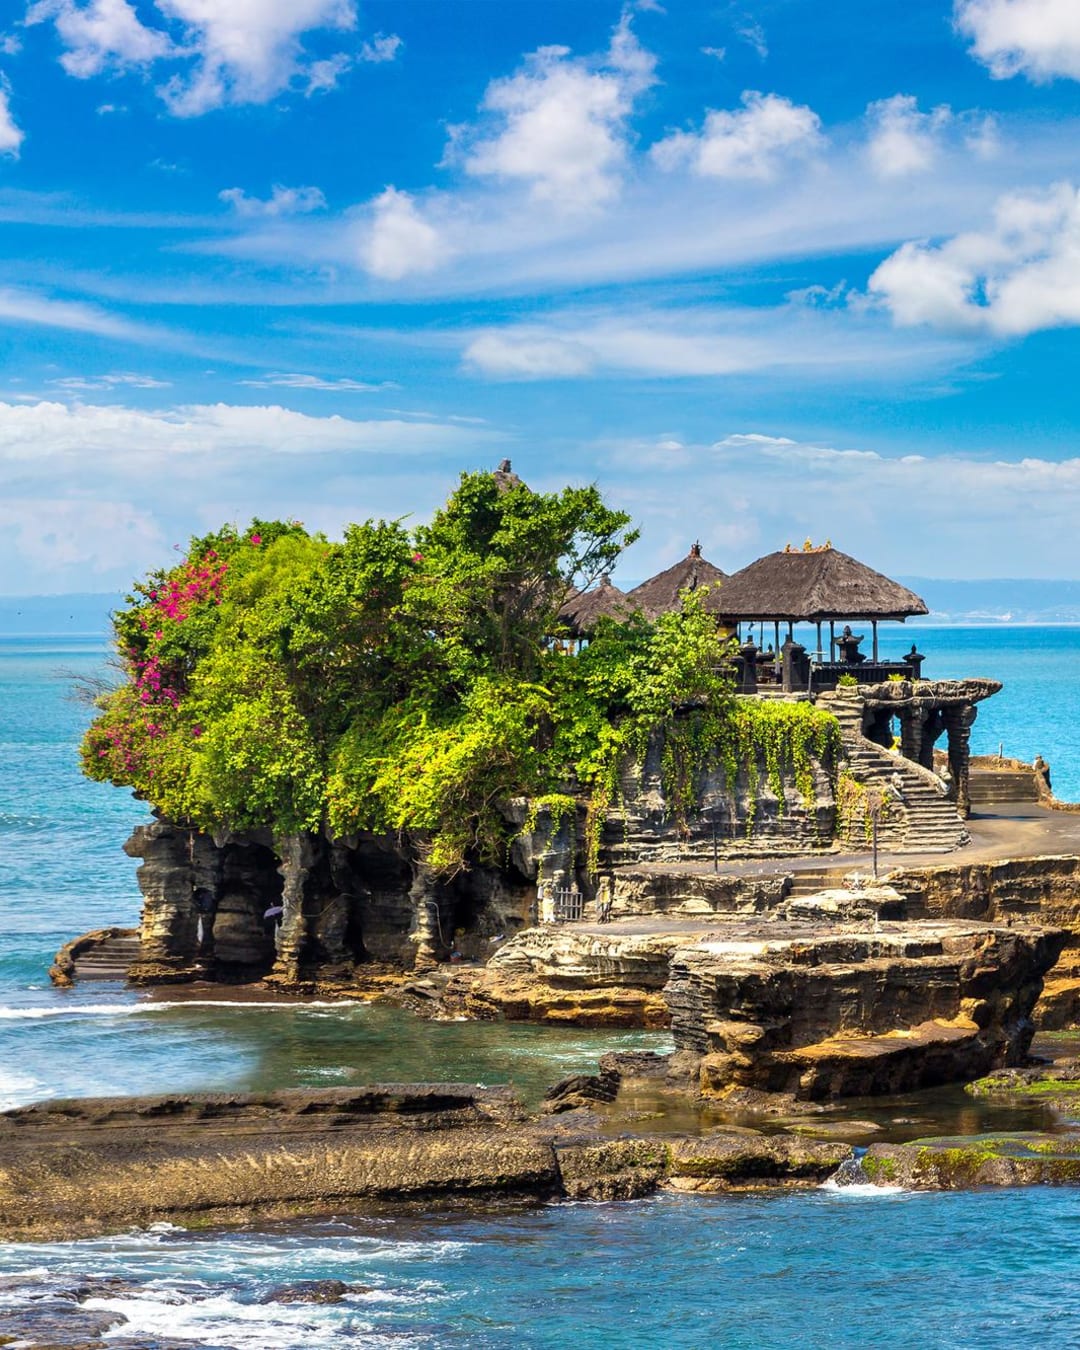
{"left": 449, "top": 908, "right": 1065, "bottom": 1099}
{"left": 0, "top": 1084, "right": 851, "bottom": 1243}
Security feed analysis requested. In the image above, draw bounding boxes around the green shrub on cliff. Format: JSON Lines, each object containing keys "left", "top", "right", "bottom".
{"left": 82, "top": 468, "right": 839, "bottom": 873}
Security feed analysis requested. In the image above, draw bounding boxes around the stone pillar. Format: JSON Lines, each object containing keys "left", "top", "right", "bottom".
{"left": 899, "top": 707, "right": 923, "bottom": 766}
{"left": 409, "top": 856, "right": 445, "bottom": 971}
{"left": 272, "top": 832, "right": 322, "bottom": 983}
{"left": 124, "top": 818, "right": 225, "bottom": 982}
{"left": 945, "top": 704, "right": 977, "bottom": 819}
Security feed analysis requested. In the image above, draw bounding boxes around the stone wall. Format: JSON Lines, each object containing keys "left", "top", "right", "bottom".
{"left": 600, "top": 726, "right": 837, "bottom": 867}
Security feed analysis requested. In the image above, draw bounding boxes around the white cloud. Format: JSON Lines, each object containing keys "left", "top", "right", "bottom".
{"left": 464, "top": 334, "right": 596, "bottom": 378}
{"left": 458, "top": 12, "right": 656, "bottom": 210}
{"left": 0, "top": 496, "right": 165, "bottom": 577}
{"left": 25, "top": 0, "right": 172, "bottom": 78}
{"left": 361, "top": 187, "right": 446, "bottom": 280}
{"left": 869, "top": 182, "right": 1080, "bottom": 336}
{"left": 28, "top": 0, "right": 366, "bottom": 115}
{"left": 737, "top": 22, "right": 768, "bottom": 59}
{"left": 0, "top": 399, "right": 488, "bottom": 463}
{"left": 604, "top": 433, "right": 1080, "bottom": 580}
{"left": 461, "top": 302, "right": 968, "bottom": 381}
{"left": 239, "top": 372, "right": 396, "bottom": 392}
{"left": 359, "top": 33, "right": 402, "bottom": 64}
{"left": 651, "top": 91, "right": 823, "bottom": 180}
{"left": 219, "top": 184, "right": 327, "bottom": 218}
{"left": 0, "top": 399, "right": 500, "bottom": 591}
{"left": 955, "top": 0, "right": 1080, "bottom": 82}
{"left": 155, "top": 0, "right": 356, "bottom": 115}
{"left": 865, "top": 94, "right": 952, "bottom": 178}
{"left": 48, "top": 372, "right": 172, "bottom": 391}
{"left": 0, "top": 79, "right": 22, "bottom": 157}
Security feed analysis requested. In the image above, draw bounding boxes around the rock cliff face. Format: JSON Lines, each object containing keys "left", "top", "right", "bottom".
{"left": 123, "top": 815, "right": 541, "bottom": 985}
{"left": 114, "top": 722, "right": 839, "bottom": 986}
{"left": 885, "top": 855, "right": 1080, "bottom": 1030}
{"left": 665, "top": 920, "right": 1065, "bottom": 1100}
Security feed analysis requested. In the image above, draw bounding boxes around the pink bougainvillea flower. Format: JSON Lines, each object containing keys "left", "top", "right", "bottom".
{"left": 250, "top": 534, "right": 262, "bottom": 546}
{"left": 412, "top": 552, "right": 423, "bottom": 562}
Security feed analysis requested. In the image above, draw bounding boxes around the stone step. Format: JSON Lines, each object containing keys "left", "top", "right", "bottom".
{"left": 72, "top": 935, "right": 140, "bottom": 981}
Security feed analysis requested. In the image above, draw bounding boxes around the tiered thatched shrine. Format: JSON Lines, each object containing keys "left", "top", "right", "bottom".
{"left": 625, "top": 542, "right": 726, "bottom": 620}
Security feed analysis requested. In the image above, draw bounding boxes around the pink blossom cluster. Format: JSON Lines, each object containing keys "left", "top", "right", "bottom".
{"left": 147, "top": 554, "right": 228, "bottom": 625}
{"left": 94, "top": 724, "right": 143, "bottom": 777}
{"left": 134, "top": 654, "right": 181, "bottom": 708}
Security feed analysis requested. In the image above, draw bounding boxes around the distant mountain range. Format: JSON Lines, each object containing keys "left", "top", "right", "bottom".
{"left": 5, "top": 581, "right": 1080, "bottom": 635}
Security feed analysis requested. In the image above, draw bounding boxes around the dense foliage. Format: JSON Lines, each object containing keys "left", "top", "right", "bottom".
{"left": 83, "top": 469, "right": 840, "bottom": 874}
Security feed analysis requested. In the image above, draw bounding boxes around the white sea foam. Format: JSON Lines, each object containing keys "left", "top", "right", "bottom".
{"left": 0, "top": 999, "right": 361, "bottom": 1021}
{"left": 0, "top": 1067, "right": 44, "bottom": 1109}
{"left": 86, "top": 1289, "right": 376, "bottom": 1348}
{"left": 819, "top": 1179, "right": 905, "bottom": 1197}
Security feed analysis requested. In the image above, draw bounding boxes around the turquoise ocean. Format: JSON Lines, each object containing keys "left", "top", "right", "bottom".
{"left": 3, "top": 622, "right": 1080, "bottom": 1346}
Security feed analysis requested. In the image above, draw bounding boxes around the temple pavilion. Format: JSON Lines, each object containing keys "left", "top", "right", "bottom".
{"left": 561, "top": 537, "right": 999, "bottom": 820}
{"left": 716, "top": 542, "right": 929, "bottom": 694}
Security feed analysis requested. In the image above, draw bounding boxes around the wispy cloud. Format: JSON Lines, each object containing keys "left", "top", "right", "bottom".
{"left": 48, "top": 371, "right": 172, "bottom": 391}
{"left": 219, "top": 185, "right": 327, "bottom": 218}
{"left": 601, "top": 432, "right": 1080, "bottom": 580}
{"left": 238, "top": 371, "right": 398, "bottom": 392}
{"left": 460, "top": 301, "right": 974, "bottom": 381}
{"left": 0, "top": 77, "right": 24, "bottom": 157}
{"left": 0, "top": 285, "right": 148, "bottom": 339}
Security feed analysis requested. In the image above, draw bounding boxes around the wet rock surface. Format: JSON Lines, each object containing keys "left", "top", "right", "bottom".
{"left": 0, "top": 1082, "right": 870, "bottom": 1243}
{"left": 859, "top": 1133, "right": 1080, "bottom": 1190}
{"left": 260, "top": 1278, "right": 361, "bottom": 1304}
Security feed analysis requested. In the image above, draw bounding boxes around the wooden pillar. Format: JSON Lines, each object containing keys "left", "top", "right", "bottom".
{"left": 816, "top": 620, "right": 822, "bottom": 661}
{"left": 773, "top": 620, "right": 780, "bottom": 654}
{"left": 872, "top": 620, "right": 879, "bottom": 662}
{"left": 829, "top": 619, "right": 835, "bottom": 659}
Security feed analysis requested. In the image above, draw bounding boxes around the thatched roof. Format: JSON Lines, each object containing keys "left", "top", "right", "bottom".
{"left": 716, "top": 544, "right": 928, "bottom": 622}
{"left": 626, "top": 543, "right": 727, "bottom": 620}
{"left": 558, "top": 574, "right": 632, "bottom": 637}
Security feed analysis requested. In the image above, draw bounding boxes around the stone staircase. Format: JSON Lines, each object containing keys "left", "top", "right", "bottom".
{"left": 818, "top": 693, "right": 967, "bottom": 854}
{"left": 72, "top": 931, "right": 141, "bottom": 981}
{"left": 968, "top": 767, "right": 1041, "bottom": 807}
{"left": 785, "top": 865, "right": 855, "bottom": 897}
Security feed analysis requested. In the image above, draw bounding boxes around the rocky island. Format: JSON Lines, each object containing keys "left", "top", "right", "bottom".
{"left": 22, "top": 463, "right": 1080, "bottom": 1243}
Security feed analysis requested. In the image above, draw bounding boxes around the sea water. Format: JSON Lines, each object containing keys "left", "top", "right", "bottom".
{"left": 4, "top": 622, "right": 1080, "bottom": 1347}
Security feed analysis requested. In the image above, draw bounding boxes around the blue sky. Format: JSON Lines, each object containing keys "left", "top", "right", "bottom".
{"left": 3, "top": 0, "right": 1080, "bottom": 592}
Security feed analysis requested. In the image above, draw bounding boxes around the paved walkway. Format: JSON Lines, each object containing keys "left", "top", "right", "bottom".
{"left": 575, "top": 804, "right": 1080, "bottom": 939}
